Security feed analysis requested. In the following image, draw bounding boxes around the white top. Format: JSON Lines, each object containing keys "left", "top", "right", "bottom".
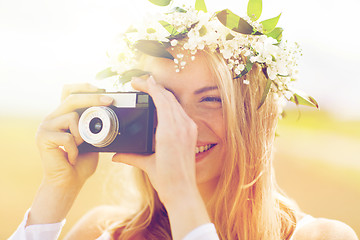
{"left": 289, "top": 215, "right": 317, "bottom": 240}
{"left": 95, "top": 223, "right": 220, "bottom": 240}
{"left": 8, "top": 209, "right": 316, "bottom": 240}
{"left": 7, "top": 209, "right": 66, "bottom": 240}
{"left": 7, "top": 209, "right": 219, "bottom": 240}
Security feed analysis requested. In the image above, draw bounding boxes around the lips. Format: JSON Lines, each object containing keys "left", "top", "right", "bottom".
{"left": 195, "top": 143, "right": 216, "bottom": 154}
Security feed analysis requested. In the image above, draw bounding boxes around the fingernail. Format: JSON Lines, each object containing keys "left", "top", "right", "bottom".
{"left": 100, "top": 95, "right": 113, "bottom": 104}
{"left": 96, "top": 88, "right": 106, "bottom": 93}
{"left": 131, "top": 77, "right": 142, "bottom": 83}
{"left": 148, "top": 75, "right": 156, "bottom": 85}
{"left": 112, "top": 154, "right": 120, "bottom": 162}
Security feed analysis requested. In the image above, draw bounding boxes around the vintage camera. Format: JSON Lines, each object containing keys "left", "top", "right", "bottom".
{"left": 76, "top": 92, "right": 156, "bottom": 153}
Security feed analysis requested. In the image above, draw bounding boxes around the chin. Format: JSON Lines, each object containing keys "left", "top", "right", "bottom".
{"left": 195, "top": 144, "right": 224, "bottom": 185}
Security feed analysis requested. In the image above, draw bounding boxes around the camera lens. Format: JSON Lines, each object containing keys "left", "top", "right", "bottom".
{"left": 89, "top": 117, "right": 103, "bottom": 134}
{"left": 78, "top": 106, "right": 119, "bottom": 148}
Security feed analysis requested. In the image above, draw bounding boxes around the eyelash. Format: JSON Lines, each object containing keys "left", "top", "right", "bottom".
{"left": 201, "top": 96, "right": 222, "bottom": 103}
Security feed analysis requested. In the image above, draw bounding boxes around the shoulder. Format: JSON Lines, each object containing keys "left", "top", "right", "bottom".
{"left": 293, "top": 217, "right": 358, "bottom": 240}
{"left": 64, "top": 205, "right": 130, "bottom": 240}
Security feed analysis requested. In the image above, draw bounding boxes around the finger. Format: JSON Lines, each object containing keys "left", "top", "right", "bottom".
{"left": 61, "top": 83, "right": 100, "bottom": 102}
{"left": 47, "top": 94, "right": 113, "bottom": 120}
{"left": 131, "top": 77, "right": 149, "bottom": 93}
{"left": 132, "top": 76, "right": 174, "bottom": 125}
{"left": 112, "top": 153, "right": 154, "bottom": 173}
{"left": 132, "top": 76, "right": 178, "bottom": 107}
{"left": 41, "top": 112, "right": 83, "bottom": 145}
{"left": 42, "top": 131, "right": 79, "bottom": 165}
{"left": 145, "top": 76, "right": 188, "bottom": 124}
{"left": 132, "top": 76, "right": 196, "bottom": 138}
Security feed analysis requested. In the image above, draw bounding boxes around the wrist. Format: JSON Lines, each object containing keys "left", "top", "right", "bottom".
{"left": 159, "top": 180, "right": 201, "bottom": 205}
{"left": 164, "top": 190, "right": 211, "bottom": 240}
{"left": 165, "top": 190, "right": 209, "bottom": 219}
{"left": 27, "top": 179, "right": 82, "bottom": 226}
{"left": 41, "top": 175, "right": 84, "bottom": 192}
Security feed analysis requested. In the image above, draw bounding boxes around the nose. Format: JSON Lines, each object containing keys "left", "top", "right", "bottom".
{"left": 172, "top": 93, "right": 202, "bottom": 129}
{"left": 179, "top": 101, "right": 201, "bottom": 126}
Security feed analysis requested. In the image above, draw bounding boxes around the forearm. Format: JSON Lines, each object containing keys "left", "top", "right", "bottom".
{"left": 165, "top": 190, "right": 211, "bottom": 240}
{"left": 27, "top": 179, "right": 82, "bottom": 226}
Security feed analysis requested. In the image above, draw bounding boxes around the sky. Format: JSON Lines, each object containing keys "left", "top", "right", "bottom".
{"left": 0, "top": 0, "right": 359, "bottom": 119}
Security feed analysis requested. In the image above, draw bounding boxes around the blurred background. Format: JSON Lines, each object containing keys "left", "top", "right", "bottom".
{"left": 1, "top": 0, "right": 359, "bottom": 238}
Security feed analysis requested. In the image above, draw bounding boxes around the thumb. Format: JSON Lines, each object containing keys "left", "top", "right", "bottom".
{"left": 112, "top": 153, "right": 154, "bottom": 172}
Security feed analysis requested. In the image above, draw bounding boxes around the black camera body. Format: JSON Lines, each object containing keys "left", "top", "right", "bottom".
{"left": 76, "top": 92, "right": 155, "bottom": 153}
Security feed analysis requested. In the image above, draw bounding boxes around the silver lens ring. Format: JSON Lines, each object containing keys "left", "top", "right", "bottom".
{"left": 78, "top": 106, "right": 119, "bottom": 148}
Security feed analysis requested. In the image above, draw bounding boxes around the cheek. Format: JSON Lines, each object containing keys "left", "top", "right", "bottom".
{"left": 213, "top": 118, "right": 226, "bottom": 141}
{"left": 201, "top": 110, "right": 226, "bottom": 141}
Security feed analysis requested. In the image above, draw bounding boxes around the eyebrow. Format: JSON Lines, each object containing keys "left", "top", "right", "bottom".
{"left": 164, "top": 85, "right": 219, "bottom": 97}
{"left": 194, "top": 86, "right": 219, "bottom": 95}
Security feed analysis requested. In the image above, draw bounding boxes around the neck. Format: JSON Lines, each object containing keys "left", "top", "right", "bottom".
{"left": 197, "top": 177, "right": 219, "bottom": 207}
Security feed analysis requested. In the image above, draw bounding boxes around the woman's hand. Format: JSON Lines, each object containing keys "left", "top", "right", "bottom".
{"left": 36, "top": 83, "right": 113, "bottom": 187}
{"left": 112, "top": 77, "right": 210, "bottom": 239}
{"left": 28, "top": 83, "right": 113, "bottom": 225}
{"left": 113, "top": 76, "right": 198, "bottom": 204}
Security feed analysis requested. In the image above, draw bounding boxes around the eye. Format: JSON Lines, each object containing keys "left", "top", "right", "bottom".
{"left": 201, "top": 96, "right": 222, "bottom": 103}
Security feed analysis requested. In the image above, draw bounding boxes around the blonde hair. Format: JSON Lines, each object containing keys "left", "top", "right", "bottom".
{"left": 108, "top": 49, "right": 297, "bottom": 239}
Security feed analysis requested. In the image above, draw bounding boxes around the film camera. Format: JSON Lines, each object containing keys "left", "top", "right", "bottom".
{"left": 76, "top": 92, "right": 156, "bottom": 153}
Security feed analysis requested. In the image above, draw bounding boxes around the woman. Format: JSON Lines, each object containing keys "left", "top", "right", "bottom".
{"left": 9, "top": 1, "right": 358, "bottom": 239}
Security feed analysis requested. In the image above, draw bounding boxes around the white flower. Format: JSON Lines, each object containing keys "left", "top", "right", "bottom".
{"left": 238, "top": 64, "right": 245, "bottom": 71}
{"left": 171, "top": 39, "right": 178, "bottom": 46}
{"left": 221, "top": 48, "right": 233, "bottom": 59}
{"left": 267, "top": 67, "right": 277, "bottom": 80}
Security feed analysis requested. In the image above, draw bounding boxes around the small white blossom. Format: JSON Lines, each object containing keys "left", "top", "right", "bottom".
{"left": 238, "top": 64, "right": 245, "bottom": 71}
{"left": 171, "top": 39, "right": 178, "bottom": 46}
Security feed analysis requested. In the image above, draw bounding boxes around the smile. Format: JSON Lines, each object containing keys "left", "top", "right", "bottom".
{"left": 195, "top": 144, "right": 216, "bottom": 154}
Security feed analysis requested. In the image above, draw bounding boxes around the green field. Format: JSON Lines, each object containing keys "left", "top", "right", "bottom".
{"left": 1, "top": 109, "right": 359, "bottom": 239}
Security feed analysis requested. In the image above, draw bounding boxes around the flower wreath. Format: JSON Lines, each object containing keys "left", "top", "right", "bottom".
{"left": 96, "top": 0, "right": 318, "bottom": 110}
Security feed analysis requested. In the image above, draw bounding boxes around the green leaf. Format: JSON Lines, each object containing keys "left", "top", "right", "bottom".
{"left": 260, "top": 13, "right": 281, "bottom": 34}
{"left": 226, "top": 33, "right": 235, "bottom": 40}
{"left": 195, "top": 0, "right": 207, "bottom": 13}
{"left": 266, "top": 27, "right": 283, "bottom": 42}
{"left": 147, "top": 28, "right": 156, "bottom": 34}
{"left": 217, "top": 9, "right": 259, "bottom": 35}
{"left": 247, "top": 0, "right": 262, "bottom": 21}
{"left": 234, "top": 58, "right": 254, "bottom": 79}
{"left": 134, "top": 40, "right": 174, "bottom": 60}
{"left": 289, "top": 89, "right": 319, "bottom": 108}
{"left": 96, "top": 67, "right": 118, "bottom": 80}
{"left": 199, "top": 25, "right": 207, "bottom": 37}
{"left": 148, "top": 0, "right": 171, "bottom": 6}
{"left": 125, "top": 25, "right": 138, "bottom": 33}
{"left": 119, "top": 69, "right": 151, "bottom": 83}
{"left": 257, "top": 77, "right": 272, "bottom": 109}
{"left": 167, "top": 7, "right": 187, "bottom": 13}
{"left": 159, "top": 20, "right": 179, "bottom": 35}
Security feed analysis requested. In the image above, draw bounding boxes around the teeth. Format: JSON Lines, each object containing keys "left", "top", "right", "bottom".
{"left": 195, "top": 144, "right": 214, "bottom": 154}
